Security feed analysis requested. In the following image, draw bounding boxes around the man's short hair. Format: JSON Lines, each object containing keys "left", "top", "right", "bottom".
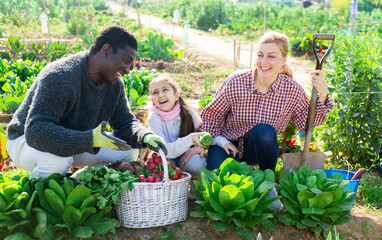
{"left": 89, "top": 25, "right": 137, "bottom": 54}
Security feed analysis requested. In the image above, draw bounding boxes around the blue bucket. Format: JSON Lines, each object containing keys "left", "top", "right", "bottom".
{"left": 323, "top": 168, "right": 361, "bottom": 214}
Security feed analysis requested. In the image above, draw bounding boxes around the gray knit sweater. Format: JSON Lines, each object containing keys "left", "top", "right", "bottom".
{"left": 7, "top": 51, "right": 152, "bottom": 157}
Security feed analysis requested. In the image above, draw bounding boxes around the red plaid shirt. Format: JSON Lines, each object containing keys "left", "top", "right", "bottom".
{"left": 200, "top": 69, "right": 333, "bottom": 158}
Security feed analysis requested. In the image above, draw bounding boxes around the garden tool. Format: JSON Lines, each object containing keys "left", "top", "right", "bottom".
{"left": 283, "top": 33, "right": 335, "bottom": 173}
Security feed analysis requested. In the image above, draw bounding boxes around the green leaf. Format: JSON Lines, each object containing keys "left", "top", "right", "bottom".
{"left": 239, "top": 181, "right": 254, "bottom": 201}
{"left": 250, "top": 170, "right": 265, "bottom": 190}
{"left": 212, "top": 221, "right": 230, "bottom": 231}
{"left": 226, "top": 174, "right": 242, "bottom": 186}
{"left": 232, "top": 217, "right": 245, "bottom": 228}
{"left": 260, "top": 218, "right": 278, "bottom": 230}
{"left": 218, "top": 158, "right": 244, "bottom": 179}
{"left": 300, "top": 218, "right": 319, "bottom": 227}
{"left": 81, "top": 207, "right": 97, "bottom": 223}
{"left": 296, "top": 184, "right": 308, "bottom": 191}
{"left": 190, "top": 211, "right": 206, "bottom": 218}
{"left": 278, "top": 213, "right": 298, "bottom": 225}
{"left": 73, "top": 226, "right": 93, "bottom": 238}
{"left": 206, "top": 211, "right": 228, "bottom": 221}
{"left": 89, "top": 219, "right": 118, "bottom": 235}
{"left": 235, "top": 227, "right": 254, "bottom": 240}
{"left": 4, "top": 232, "right": 33, "bottom": 240}
{"left": 80, "top": 195, "right": 96, "bottom": 210}
{"left": 33, "top": 210, "right": 47, "bottom": 238}
{"left": 302, "top": 207, "right": 324, "bottom": 215}
{"left": 210, "top": 196, "right": 226, "bottom": 214}
{"left": 65, "top": 186, "right": 91, "bottom": 209}
{"left": 297, "top": 190, "right": 315, "bottom": 208}
{"left": 63, "top": 206, "right": 82, "bottom": 226}
{"left": 218, "top": 185, "right": 245, "bottom": 211}
{"left": 48, "top": 179, "right": 66, "bottom": 202}
{"left": 308, "top": 192, "right": 333, "bottom": 209}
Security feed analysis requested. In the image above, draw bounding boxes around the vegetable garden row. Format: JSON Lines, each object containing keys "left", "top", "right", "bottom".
{"left": 0, "top": 0, "right": 381, "bottom": 239}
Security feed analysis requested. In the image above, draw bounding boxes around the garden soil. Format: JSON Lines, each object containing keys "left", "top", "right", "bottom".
{"left": 104, "top": 2, "right": 382, "bottom": 240}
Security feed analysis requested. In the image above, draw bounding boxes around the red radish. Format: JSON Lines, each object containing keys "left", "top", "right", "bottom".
{"left": 154, "top": 178, "right": 161, "bottom": 182}
{"left": 159, "top": 171, "right": 164, "bottom": 177}
{"left": 149, "top": 163, "right": 156, "bottom": 170}
{"left": 153, "top": 169, "right": 159, "bottom": 174}
{"left": 139, "top": 175, "right": 145, "bottom": 182}
{"left": 152, "top": 153, "right": 158, "bottom": 158}
{"left": 148, "top": 158, "right": 154, "bottom": 164}
{"left": 154, "top": 158, "right": 160, "bottom": 164}
{"left": 147, "top": 176, "right": 154, "bottom": 182}
{"left": 151, "top": 173, "right": 156, "bottom": 178}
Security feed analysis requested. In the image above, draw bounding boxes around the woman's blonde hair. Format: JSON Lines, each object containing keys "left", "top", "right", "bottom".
{"left": 148, "top": 75, "right": 195, "bottom": 138}
{"left": 259, "top": 31, "right": 293, "bottom": 78}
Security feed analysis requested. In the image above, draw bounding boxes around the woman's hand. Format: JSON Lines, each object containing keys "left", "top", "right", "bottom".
{"left": 311, "top": 70, "right": 329, "bottom": 103}
{"left": 223, "top": 143, "right": 239, "bottom": 157}
{"left": 181, "top": 146, "right": 206, "bottom": 165}
{"left": 190, "top": 132, "right": 204, "bottom": 147}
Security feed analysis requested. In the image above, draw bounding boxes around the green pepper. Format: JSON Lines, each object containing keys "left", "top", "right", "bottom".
{"left": 199, "top": 132, "right": 212, "bottom": 146}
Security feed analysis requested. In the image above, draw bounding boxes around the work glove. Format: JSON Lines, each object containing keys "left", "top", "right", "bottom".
{"left": 92, "top": 121, "right": 131, "bottom": 151}
{"left": 143, "top": 134, "right": 168, "bottom": 156}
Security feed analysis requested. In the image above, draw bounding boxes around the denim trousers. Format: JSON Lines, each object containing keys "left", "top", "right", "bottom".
{"left": 207, "top": 123, "right": 279, "bottom": 171}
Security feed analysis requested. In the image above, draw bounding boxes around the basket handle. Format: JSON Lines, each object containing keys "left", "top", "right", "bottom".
{"left": 159, "top": 149, "right": 170, "bottom": 183}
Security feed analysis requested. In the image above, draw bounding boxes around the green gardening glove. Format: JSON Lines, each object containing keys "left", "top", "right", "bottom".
{"left": 93, "top": 121, "right": 131, "bottom": 151}
{"left": 143, "top": 134, "right": 168, "bottom": 156}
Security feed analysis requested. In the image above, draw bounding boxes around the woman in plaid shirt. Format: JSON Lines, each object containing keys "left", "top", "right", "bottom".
{"left": 200, "top": 31, "right": 333, "bottom": 208}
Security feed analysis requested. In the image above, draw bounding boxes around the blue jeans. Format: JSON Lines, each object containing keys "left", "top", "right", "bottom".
{"left": 207, "top": 123, "right": 279, "bottom": 171}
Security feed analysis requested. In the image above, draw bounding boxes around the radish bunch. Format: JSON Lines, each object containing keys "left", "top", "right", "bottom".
{"left": 138, "top": 153, "right": 186, "bottom": 182}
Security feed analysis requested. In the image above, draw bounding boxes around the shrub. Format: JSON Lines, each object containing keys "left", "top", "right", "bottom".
{"left": 318, "top": 34, "right": 382, "bottom": 167}
{"left": 21, "top": 51, "right": 38, "bottom": 61}
{"left": 0, "top": 51, "right": 11, "bottom": 60}
{"left": 357, "top": 174, "right": 382, "bottom": 209}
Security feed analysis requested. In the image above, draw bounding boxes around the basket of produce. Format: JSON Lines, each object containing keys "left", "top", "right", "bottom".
{"left": 116, "top": 149, "right": 191, "bottom": 228}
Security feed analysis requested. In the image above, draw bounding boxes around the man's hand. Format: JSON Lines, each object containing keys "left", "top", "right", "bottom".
{"left": 223, "top": 143, "right": 238, "bottom": 157}
{"left": 143, "top": 134, "right": 168, "bottom": 155}
{"left": 92, "top": 121, "right": 131, "bottom": 150}
{"left": 181, "top": 146, "right": 206, "bottom": 165}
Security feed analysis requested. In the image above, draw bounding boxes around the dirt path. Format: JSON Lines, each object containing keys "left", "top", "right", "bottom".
{"left": 109, "top": 1, "right": 315, "bottom": 93}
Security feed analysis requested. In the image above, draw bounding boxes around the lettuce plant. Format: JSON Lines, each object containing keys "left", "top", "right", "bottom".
{"left": 276, "top": 166, "right": 355, "bottom": 237}
{"left": 190, "top": 158, "right": 279, "bottom": 240}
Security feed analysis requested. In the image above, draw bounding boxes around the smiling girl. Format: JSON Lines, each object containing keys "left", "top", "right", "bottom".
{"left": 146, "top": 75, "right": 207, "bottom": 176}
{"left": 201, "top": 31, "right": 333, "bottom": 209}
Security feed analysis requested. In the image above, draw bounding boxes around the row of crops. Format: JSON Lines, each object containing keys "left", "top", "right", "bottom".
{"left": 140, "top": 0, "right": 382, "bottom": 56}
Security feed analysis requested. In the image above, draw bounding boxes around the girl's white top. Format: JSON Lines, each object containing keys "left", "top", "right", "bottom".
{"left": 147, "top": 108, "right": 202, "bottom": 159}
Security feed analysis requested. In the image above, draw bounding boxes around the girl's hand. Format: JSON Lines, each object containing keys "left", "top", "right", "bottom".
{"left": 190, "top": 132, "right": 204, "bottom": 147}
{"left": 223, "top": 143, "right": 238, "bottom": 157}
{"left": 311, "top": 70, "right": 329, "bottom": 103}
{"left": 181, "top": 146, "right": 206, "bottom": 165}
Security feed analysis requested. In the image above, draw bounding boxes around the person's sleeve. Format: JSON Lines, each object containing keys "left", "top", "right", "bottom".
{"left": 200, "top": 78, "right": 231, "bottom": 139}
{"left": 212, "top": 136, "right": 231, "bottom": 148}
{"left": 291, "top": 88, "right": 334, "bottom": 133}
{"left": 24, "top": 75, "right": 96, "bottom": 157}
{"left": 147, "top": 112, "right": 194, "bottom": 159}
{"left": 190, "top": 108, "right": 202, "bottom": 130}
{"left": 111, "top": 82, "right": 153, "bottom": 148}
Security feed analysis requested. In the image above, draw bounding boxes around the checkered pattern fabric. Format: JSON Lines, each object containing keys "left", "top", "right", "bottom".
{"left": 200, "top": 69, "right": 333, "bottom": 158}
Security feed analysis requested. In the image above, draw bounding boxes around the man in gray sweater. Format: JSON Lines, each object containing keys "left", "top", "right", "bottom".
{"left": 6, "top": 26, "right": 167, "bottom": 179}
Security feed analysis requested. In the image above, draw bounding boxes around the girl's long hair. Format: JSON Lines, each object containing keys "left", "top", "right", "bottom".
{"left": 148, "top": 75, "right": 195, "bottom": 138}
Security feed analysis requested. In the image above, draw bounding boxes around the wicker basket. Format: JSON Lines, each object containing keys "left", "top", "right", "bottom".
{"left": 116, "top": 149, "right": 191, "bottom": 228}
